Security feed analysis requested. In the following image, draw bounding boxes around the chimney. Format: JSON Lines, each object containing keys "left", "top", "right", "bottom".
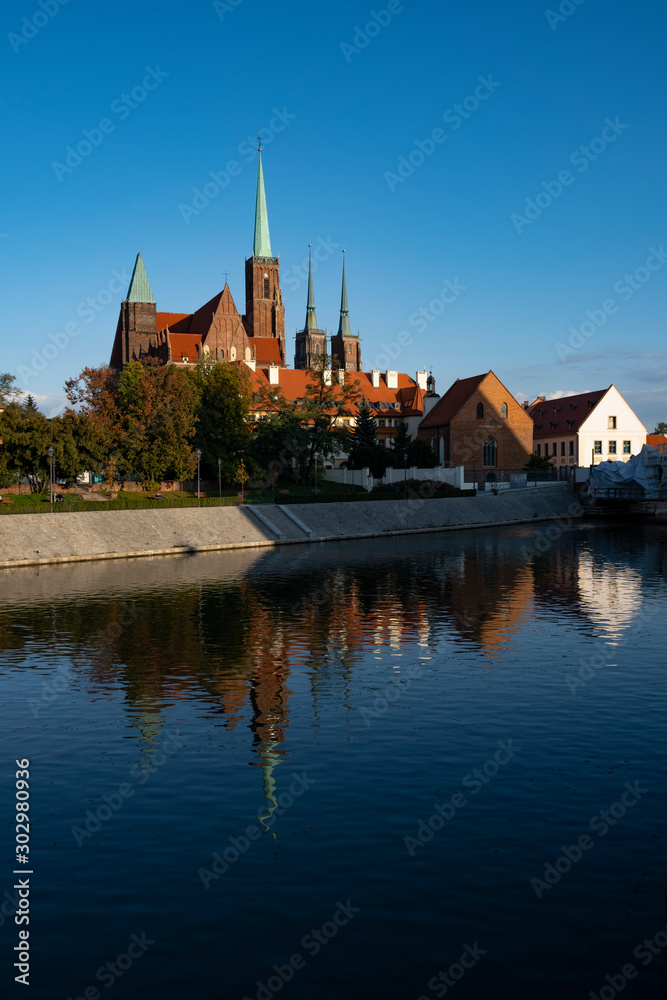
{"left": 245, "top": 359, "right": 256, "bottom": 372}
{"left": 338, "top": 369, "right": 345, "bottom": 385}
{"left": 523, "top": 400, "right": 529, "bottom": 411}
{"left": 323, "top": 369, "right": 332, "bottom": 386}
{"left": 386, "top": 370, "right": 398, "bottom": 389}
{"left": 416, "top": 371, "right": 427, "bottom": 391}
{"left": 268, "top": 364, "right": 279, "bottom": 385}
{"left": 371, "top": 370, "right": 380, "bottom": 389}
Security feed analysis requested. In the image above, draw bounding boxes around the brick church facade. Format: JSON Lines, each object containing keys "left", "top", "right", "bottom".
{"left": 110, "top": 146, "right": 362, "bottom": 373}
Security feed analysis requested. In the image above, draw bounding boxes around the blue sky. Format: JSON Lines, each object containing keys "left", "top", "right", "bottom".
{"left": 1, "top": 0, "right": 665, "bottom": 428}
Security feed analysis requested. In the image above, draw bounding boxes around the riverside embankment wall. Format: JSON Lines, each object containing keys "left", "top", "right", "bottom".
{"left": 0, "top": 485, "right": 580, "bottom": 571}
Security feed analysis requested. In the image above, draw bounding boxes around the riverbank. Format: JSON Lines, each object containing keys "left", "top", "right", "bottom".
{"left": 0, "top": 485, "right": 579, "bottom": 570}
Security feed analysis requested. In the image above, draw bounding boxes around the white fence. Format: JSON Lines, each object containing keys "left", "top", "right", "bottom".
{"left": 324, "top": 466, "right": 470, "bottom": 492}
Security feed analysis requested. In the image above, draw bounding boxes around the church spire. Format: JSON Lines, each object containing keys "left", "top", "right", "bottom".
{"left": 253, "top": 137, "right": 272, "bottom": 258}
{"left": 305, "top": 245, "right": 318, "bottom": 331}
{"left": 337, "top": 250, "right": 352, "bottom": 338}
{"left": 126, "top": 252, "right": 155, "bottom": 303}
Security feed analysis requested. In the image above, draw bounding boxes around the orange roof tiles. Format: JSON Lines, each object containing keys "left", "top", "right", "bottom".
{"left": 169, "top": 333, "right": 202, "bottom": 360}
{"left": 253, "top": 339, "right": 283, "bottom": 365}
{"left": 246, "top": 367, "right": 423, "bottom": 417}
{"left": 156, "top": 312, "right": 190, "bottom": 333}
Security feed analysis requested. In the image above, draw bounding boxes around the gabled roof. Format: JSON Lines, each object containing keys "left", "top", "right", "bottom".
{"left": 528, "top": 388, "right": 608, "bottom": 437}
{"left": 254, "top": 339, "right": 283, "bottom": 365}
{"left": 419, "top": 373, "right": 486, "bottom": 429}
{"left": 169, "top": 333, "right": 201, "bottom": 360}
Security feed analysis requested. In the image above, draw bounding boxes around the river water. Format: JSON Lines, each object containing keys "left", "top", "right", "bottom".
{"left": 1, "top": 519, "right": 665, "bottom": 999}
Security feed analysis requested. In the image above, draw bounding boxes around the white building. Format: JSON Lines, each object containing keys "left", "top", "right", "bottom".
{"left": 528, "top": 385, "right": 646, "bottom": 468}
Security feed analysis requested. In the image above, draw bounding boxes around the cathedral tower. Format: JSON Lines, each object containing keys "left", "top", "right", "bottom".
{"left": 243, "top": 142, "right": 286, "bottom": 363}
{"left": 118, "top": 253, "right": 158, "bottom": 364}
{"left": 294, "top": 247, "right": 328, "bottom": 369}
{"left": 330, "top": 251, "right": 362, "bottom": 372}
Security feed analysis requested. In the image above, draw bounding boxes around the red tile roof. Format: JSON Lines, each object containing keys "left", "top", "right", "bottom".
{"left": 246, "top": 368, "right": 423, "bottom": 416}
{"left": 156, "top": 312, "right": 190, "bottom": 333}
{"left": 169, "top": 333, "right": 202, "bottom": 360}
{"left": 647, "top": 434, "right": 667, "bottom": 447}
{"left": 253, "top": 339, "right": 283, "bottom": 365}
{"left": 419, "top": 373, "right": 486, "bottom": 429}
{"left": 528, "top": 388, "right": 608, "bottom": 437}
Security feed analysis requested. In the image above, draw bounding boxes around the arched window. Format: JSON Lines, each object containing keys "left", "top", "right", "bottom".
{"left": 263, "top": 274, "right": 270, "bottom": 298}
{"left": 500, "top": 402, "right": 508, "bottom": 419}
{"left": 476, "top": 402, "right": 484, "bottom": 419}
{"left": 483, "top": 436, "right": 497, "bottom": 467}
{"left": 348, "top": 343, "right": 352, "bottom": 354}
{"left": 219, "top": 348, "right": 225, "bottom": 359}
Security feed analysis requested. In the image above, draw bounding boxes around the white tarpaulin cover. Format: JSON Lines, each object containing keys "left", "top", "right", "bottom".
{"left": 589, "top": 444, "right": 667, "bottom": 497}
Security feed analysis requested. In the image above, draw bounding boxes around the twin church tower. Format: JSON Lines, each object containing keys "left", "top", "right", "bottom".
{"left": 110, "top": 146, "right": 362, "bottom": 373}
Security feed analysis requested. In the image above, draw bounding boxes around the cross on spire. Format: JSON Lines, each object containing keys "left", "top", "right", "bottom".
{"left": 257, "top": 131, "right": 262, "bottom": 152}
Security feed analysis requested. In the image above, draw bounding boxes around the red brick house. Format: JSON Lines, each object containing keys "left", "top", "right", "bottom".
{"left": 418, "top": 371, "right": 533, "bottom": 477}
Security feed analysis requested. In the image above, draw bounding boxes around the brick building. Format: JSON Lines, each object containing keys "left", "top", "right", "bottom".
{"left": 110, "top": 143, "right": 286, "bottom": 370}
{"left": 418, "top": 371, "right": 533, "bottom": 478}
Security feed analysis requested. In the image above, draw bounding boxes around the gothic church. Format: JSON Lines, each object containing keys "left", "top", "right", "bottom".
{"left": 110, "top": 146, "right": 362, "bottom": 373}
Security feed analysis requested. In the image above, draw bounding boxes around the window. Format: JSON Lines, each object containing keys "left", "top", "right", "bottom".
{"left": 609, "top": 440, "right": 617, "bottom": 454}
{"left": 500, "top": 402, "right": 508, "bottom": 419}
{"left": 608, "top": 416, "right": 617, "bottom": 429}
{"left": 483, "top": 436, "right": 497, "bottom": 467}
{"left": 536, "top": 444, "right": 541, "bottom": 456}
{"left": 219, "top": 349, "right": 224, "bottom": 359}
{"left": 552, "top": 443, "right": 558, "bottom": 456}
{"left": 263, "top": 274, "right": 270, "bottom": 297}
{"left": 348, "top": 343, "right": 352, "bottom": 354}
{"left": 476, "top": 402, "right": 484, "bottom": 419}
{"left": 594, "top": 441, "right": 602, "bottom": 454}
{"left": 560, "top": 442, "right": 565, "bottom": 456}
{"left": 378, "top": 420, "right": 385, "bottom": 427}
{"left": 623, "top": 440, "right": 631, "bottom": 454}
{"left": 569, "top": 441, "right": 574, "bottom": 456}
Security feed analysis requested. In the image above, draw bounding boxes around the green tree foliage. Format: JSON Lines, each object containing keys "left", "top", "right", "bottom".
{"left": 653, "top": 421, "right": 667, "bottom": 435}
{"left": 524, "top": 453, "right": 553, "bottom": 472}
{"left": 347, "top": 397, "right": 387, "bottom": 477}
{"left": 387, "top": 421, "right": 437, "bottom": 469}
{"left": 251, "top": 355, "right": 360, "bottom": 482}
{"left": 0, "top": 399, "right": 52, "bottom": 492}
{"left": 190, "top": 362, "right": 253, "bottom": 484}
{"left": 66, "top": 361, "right": 199, "bottom": 484}
{"left": 0, "top": 372, "right": 20, "bottom": 405}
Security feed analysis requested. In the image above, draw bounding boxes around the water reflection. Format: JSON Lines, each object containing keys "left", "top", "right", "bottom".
{"left": 1, "top": 518, "right": 665, "bottom": 999}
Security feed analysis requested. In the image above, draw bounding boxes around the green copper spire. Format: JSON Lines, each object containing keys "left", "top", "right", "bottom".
{"left": 126, "top": 252, "right": 155, "bottom": 303}
{"left": 305, "top": 245, "right": 318, "bottom": 331}
{"left": 337, "top": 251, "right": 352, "bottom": 338}
{"left": 253, "top": 144, "right": 272, "bottom": 258}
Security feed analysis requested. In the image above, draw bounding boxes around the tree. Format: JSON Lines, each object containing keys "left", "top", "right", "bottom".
{"left": 252, "top": 354, "right": 360, "bottom": 482}
{"left": 653, "top": 422, "right": 667, "bottom": 435}
{"left": 353, "top": 398, "right": 377, "bottom": 448}
{"left": 0, "top": 372, "right": 20, "bottom": 406}
{"left": 235, "top": 459, "right": 250, "bottom": 501}
{"left": 0, "top": 402, "right": 52, "bottom": 492}
{"left": 190, "top": 362, "right": 253, "bottom": 484}
{"left": 387, "top": 421, "right": 437, "bottom": 470}
{"left": 66, "top": 361, "right": 199, "bottom": 485}
{"left": 524, "top": 453, "right": 553, "bottom": 472}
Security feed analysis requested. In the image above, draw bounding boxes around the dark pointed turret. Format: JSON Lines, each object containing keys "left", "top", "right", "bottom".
{"left": 330, "top": 250, "right": 362, "bottom": 372}
{"left": 294, "top": 246, "right": 328, "bottom": 369}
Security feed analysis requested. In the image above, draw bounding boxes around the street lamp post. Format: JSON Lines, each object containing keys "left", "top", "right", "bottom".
{"left": 195, "top": 449, "right": 202, "bottom": 506}
{"left": 403, "top": 452, "right": 408, "bottom": 500}
{"left": 314, "top": 451, "right": 319, "bottom": 501}
{"left": 47, "top": 446, "right": 55, "bottom": 511}
{"left": 217, "top": 458, "right": 222, "bottom": 499}
{"left": 472, "top": 455, "right": 476, "bottom": 492}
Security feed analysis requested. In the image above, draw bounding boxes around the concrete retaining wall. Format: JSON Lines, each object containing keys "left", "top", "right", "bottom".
{"left": 0, "top": 485, "right": 579, "bottom": 570}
